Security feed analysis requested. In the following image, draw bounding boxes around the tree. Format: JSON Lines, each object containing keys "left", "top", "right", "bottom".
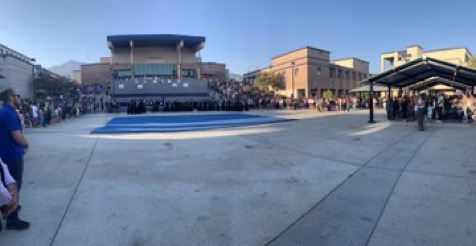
{"left": 254, "top": 72, "right": 272, "bottom": 89}
{"left": 270, "top": 73, "right": 285, "bottom": 91}
{"left": 469, "top": 57, "right": 476, "bottom": 68}
{"left": 33, "top": 72, "right": 75, "bottom": 99}
{"left": 322, "top": 90, "right": 334, "bottom": 99}
{"left": 254, "top": 72, "right": 285, "bottom": 91}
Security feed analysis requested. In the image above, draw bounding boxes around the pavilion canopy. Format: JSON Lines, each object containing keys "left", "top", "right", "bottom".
{"left": 363, "top": 56, "right": 476, "bottom": 123}
{"left": 349, "top": 85, "right": 389, "bottom": 93}
{"left": 405, "top": 76, "right": 470, "bottom": 91}
{"left": 365, "top": 56, "right": 476, "bottom": 89}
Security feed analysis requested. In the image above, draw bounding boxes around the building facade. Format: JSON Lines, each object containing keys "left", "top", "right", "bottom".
{"left": 381, "top": 45, "right": 474, "bottom": 72}
{"left": 199, "top": 62, "right": 228, "bottom": 82}
{"left": 80, "top": 63, "right": 112, "bottom": 85}
{"left": 0, "top": 44, "right": 35, "bottom": 98}
{"left": 244, "top": 46, "right": 371, "bottom": 98}
{"left": 73, "top": 69, "right": 82, "bottom": 84}
{"left": 73, "top": 34, "right": 228, "bottom": 84}
{"left": 108, "top": 34, "right": 207, "bottom": 80}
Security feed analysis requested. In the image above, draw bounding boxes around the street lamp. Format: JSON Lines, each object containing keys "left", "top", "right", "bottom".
{"left": 291, "top": 62, "right": 295, "bottom": 99}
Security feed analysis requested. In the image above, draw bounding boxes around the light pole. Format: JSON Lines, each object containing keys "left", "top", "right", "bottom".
{"left": 269, "top": 65, "right": 273, "bottom": 90}
{"left": 291, "top": 62, "right": 295, "bottom": 99}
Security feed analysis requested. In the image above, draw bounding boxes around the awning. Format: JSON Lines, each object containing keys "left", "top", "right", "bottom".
{"left": 365, "top": 56, "right": 476, "bottom": 89}
{"left": 363, "top": 56, "right": 476, "bottom": 123}
{"left": 349, "top": 85, "right": 389, "bottom": 93}
{"left": 405, "top": 76, "right": 470, "bottom": 91}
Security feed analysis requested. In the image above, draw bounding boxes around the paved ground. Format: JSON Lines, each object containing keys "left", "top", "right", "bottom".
{"left": 0, "top": 110, "right": 475, "bottom": 246}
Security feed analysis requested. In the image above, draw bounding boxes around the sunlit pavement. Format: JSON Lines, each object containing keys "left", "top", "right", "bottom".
{"left": 1, "top": 110, "right": 475, "bottom": 246}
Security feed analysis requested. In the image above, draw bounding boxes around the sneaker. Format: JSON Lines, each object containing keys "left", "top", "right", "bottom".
{"left": 6, "top": 219, "right": 30, "bottom": 230}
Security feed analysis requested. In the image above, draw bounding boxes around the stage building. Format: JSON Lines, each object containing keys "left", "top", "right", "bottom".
{"left": 78, "top": 34, "right": 228, "bottom": 85}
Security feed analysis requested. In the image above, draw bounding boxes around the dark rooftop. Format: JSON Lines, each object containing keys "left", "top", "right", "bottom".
{"left": 107, "top": 34, "right": 206, "bottom": 49}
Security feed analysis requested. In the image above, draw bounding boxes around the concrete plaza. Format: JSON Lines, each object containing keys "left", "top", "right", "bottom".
{"left": 0, "top": 110, "right": 475, "bottom": 246}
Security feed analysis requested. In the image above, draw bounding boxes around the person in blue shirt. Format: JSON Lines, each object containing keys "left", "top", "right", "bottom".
{"left": 0, "top": 88, "right": 30, "bottom": 230}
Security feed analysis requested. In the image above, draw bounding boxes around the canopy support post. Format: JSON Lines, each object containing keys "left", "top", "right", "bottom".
{"left": 368, "top": 81, "right": 375, "bottom": 123}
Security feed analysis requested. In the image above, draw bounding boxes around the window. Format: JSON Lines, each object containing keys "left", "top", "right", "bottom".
{"left": 338, "top": 69, "right": 342, "bottom": 79}
{"left": 329, "top": 67, "right": 335, "bottom": 78}
{"left": 134, "top": 64, "right": 176, "bottom": 76}
{"left": 316, "top": 66, "right": 322, "bottom": 75}
{"left": 345, "top": 71, "right": 350, "bottom": 80}
{"left": 181, "top": 69, "right": 195, "bottom": 78}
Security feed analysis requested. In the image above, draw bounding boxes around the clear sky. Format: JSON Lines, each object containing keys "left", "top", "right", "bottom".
{"left": 1, "top": 0, "right": 475, "bottom": 74}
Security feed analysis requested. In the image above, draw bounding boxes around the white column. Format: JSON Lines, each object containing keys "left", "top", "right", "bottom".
{"left": 129, "top": 40, "right": 134, "bottom": 64}
{"left": 177, "top": 41, "right": 184, "bottom": 79}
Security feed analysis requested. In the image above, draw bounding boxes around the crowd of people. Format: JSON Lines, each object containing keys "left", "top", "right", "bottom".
{"left": 109, "top": 78, "right": 421, "bottom": 116}
{"left": 384, "top": 93, "right": 475, "bottom": 123}
{"left": 17, "top": 94, "right": 117, "bottom": 129}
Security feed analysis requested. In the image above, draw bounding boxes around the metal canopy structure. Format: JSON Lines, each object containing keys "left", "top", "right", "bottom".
{"left": 349, "top": 85, "right": 388, "bottom": 93}
{"left": 363, "top": 56, "right": 476, "bottom": 123}
{"left": 367, "top": 56, "right": 476, "bottom": 88}
{"left": 406, "top": 76, "right": 470, "bottom": 91}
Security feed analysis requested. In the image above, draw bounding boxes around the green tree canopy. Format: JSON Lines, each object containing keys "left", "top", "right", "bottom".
{"left": 33, "top": 72, "right": 75, "bottom": 98}
{"left": 254, "top": 72, "right": 285, "bottom": 91}
{"left": 322, "top": 90, "right": 334, "bottom": 99}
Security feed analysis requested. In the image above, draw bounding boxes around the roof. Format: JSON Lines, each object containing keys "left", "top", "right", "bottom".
{"left": 382, "top": 46, "right": 473, "bottom": 57}
{"left": 406, "top": 77, "right": 470, "bottom": 91}
{"left": 81, "top": 63, "right": 110, "bottom": 67}
{"left": 424, "top": 46, "right": 469, "bottom": 53}
{"left": 107, "top": 34, "right": 206, "bottom": 49}
{"left": 332, "top": 57, "right": 369, "bottom": 64}
{"left": 349, "top": 85, "right": 389, "bottom": 93}
{"left": 272, "top": 46, "right": 330, "bottom": 60}
{"left": 0, "top": 43, "right": 34, "bottom": 61}
{"left": 365, "top": 56, "right": 476, "bottom": 90}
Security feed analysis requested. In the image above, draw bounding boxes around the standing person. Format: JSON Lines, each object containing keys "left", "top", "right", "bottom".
{"left": 1, "top": 157, "right": 19, "bottom": 233}
{"left": 386, "top": 97, "right": 393, "bottom": 120}
{"left": 0, "top": 88, "right": 31, "bottom": 230}
{"left": 31, "top": 103, "right": 39, "bottom": 127}
{"left": 437, "top": 93, "right": 444, "bottom": 121}
{"left": 417, "top": 95, "right": 426, "bottom": 131}
{"left": 426, "top": 98, "right": 434, "bottom": 124}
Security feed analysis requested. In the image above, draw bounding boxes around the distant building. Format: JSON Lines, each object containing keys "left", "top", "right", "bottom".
{"left": 80, "top": 63, "right": 112, "bottom": 85}
{"left": 33, "top": 65, "right": 65, "bottom": 80}
{"left": 100, "top": 57, "right": 112, "bottom": 64}
{"left": 199, "top": 62, "right": 228, "bottom": 82}
{"left": 381, "top": 45, "right": 474, "bottom": 72}
{"left": 73, "top": 69, "right": 82, "bottom": 84}
{"left": 243, "top": 46, "right": 371, "bottom": 98}
{"left": 0, "top": 44, "right": 35, "bottom": 98}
